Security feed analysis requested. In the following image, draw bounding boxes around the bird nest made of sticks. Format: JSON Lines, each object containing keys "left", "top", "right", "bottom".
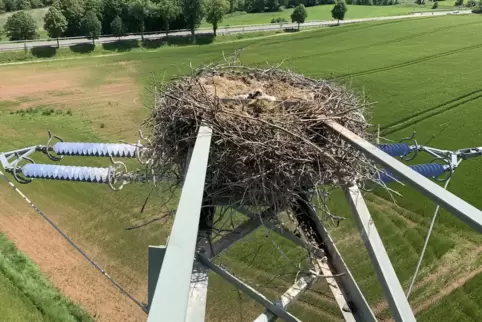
{"left": 146, "top": 65, "right": 373, "bottom": 211}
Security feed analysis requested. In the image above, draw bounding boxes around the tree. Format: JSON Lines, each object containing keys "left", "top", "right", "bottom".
{"left": 110, "top": 15, "right": 124, "bottom": 39}
{"left": 331, "top": 0, "right": 347, "bottom": 25}
{"left": 244, "top": 0, "right": 265, "bottom": 12}
{"left": 30, "top": 0, "right": 44, "bottom": 8}
{"left": 158, "top": 0, "right": 181, "bottom": 39}
{"left": 101, "top": 0, "right": 126, "bottom": 34}
{"left": 84, "top": 0, "right": 103, "bottom": 21}
{"left": 291, "top": 4, "right": 307, "bottom": 29}
{"left": 228, "top": 0, "right": 235, "bottom": 11}
{"left": 53, "top": 0, "right": 85, "bottom": 36}
{"left": 16, "top": 0, "right": 31, "bottom": 10}
{"left": 44, "top": 6, "right": 67, "bottom": 47}
{"left": 128, "top": 0, "right": 150, "bottom": 41}
{"left": 432, "top": 0, "right": 438, "bottom": 8}
{"left": 3, "top": 11, "right": 38, "bottom": 40}
{"left": 204, "top": 0, "right": 229, "bottom": 37}
{"left": 82, "top": 10, "right": 101, "bottom": 44}
{"left": 265, "top": 0, "right": 279, "bottom": 10}
{"left": 182, "top": 0, "right": 203, "bottom": 43}
{"left": 0, "top": 0, "right": 5, "bottom": 12}
{"left": 3, "top": 0, "right": 17, "bottom": 11}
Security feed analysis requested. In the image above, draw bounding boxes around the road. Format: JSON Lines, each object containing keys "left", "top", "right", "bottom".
{"left": 0, "top": 9, "right": 472, "bottom": 52}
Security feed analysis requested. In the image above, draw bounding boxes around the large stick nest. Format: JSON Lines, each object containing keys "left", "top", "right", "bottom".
{"left": 146, "top": 64, "right": 373, "bottom": 211}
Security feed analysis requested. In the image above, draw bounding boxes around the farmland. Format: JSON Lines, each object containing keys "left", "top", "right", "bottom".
{"left": 1, "top": 13, "right": 482, "bottom": 321}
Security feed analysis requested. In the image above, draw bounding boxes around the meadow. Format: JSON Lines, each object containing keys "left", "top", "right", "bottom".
{"left": 203, "top": 3, "right": 448, "bottom": 27}
{"left": 1, "top": 13, "right": 482, "bottom": 321}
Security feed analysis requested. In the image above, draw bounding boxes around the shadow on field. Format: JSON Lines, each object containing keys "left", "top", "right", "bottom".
{"left": 165, "top": 34, "right": 214, "bottom": 46}
{"left": 69, "top": 43, "right": 95, "bottom": 54}
{"left": 102, "top": 39, "right": 140, "bottom": 52}
{"left": 141, "top": 38, "right": 164, "bottom": 49}
{"left": 31, "top": 46, "right": 57, "bottom": 58}
{"left": 95, "top": 34, "right": 215, "bottom": 52}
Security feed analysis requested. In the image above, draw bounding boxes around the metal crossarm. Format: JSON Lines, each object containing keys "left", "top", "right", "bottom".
{"left": 254, "top": 273, "right": 317, "bottom": 322}
{"left": 196, "top": 255, "right": 302, "bottom": 322}
{"left": 236, "top": 206, "right": 325, "bottom": 258}
{"left": 210, "top": 217, "right": 261, "bottom": 258}
{"left": 296, "top": 198, "right": 376, "bottom": 321}
{"left": 345, "top": 184, "right": 416, "bottom": 322}
{"left": 147, "top": 126, "right": 213, "bottom": 322}
{"left": 325, "top": 120, "right": 482, "bottom": 234}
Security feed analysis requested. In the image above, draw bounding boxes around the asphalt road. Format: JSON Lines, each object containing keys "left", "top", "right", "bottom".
{"left": 0, "top": 9, "right": 472, "bottom": 52}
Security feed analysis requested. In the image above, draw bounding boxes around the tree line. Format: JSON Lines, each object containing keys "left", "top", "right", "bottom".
{"left": 2, "top": 0, "right": 231, "bottom": 42}
{"left": 0, "top": 0, "right": 50, "bottom": 13}
{"left": 1, "top": 0, "right": 350, "bottom": 43}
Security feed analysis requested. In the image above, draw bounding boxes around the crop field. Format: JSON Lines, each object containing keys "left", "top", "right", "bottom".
{"left": 1, "top": 13, "right": 482, "bottom": 321}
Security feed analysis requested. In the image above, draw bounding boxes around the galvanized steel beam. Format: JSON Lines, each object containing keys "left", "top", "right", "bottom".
{"left": 196, "top": 255, "right": 301, "bottom": 322}
{"left": 345, "top": 184, "right": 416, "bottom": 322}
{"left": 296, "top": 198, "right": 376, "bottom": 321}
{"left": 325, "top": 120, "right": 482, "bottom": 234}
{"left": 147, "top": 126, "right": 212, "bottom": 322}
{"left": 147, "top": 245, "right": 167, "bottom": 311}
{"left": 210, "top": 217, "right": 261, "bottom": 258}
{"left": 253, "top": 273, "right": 317, "bottom": 322}
{"left": 236, "top": 206, "right": 324, "bottom": 258}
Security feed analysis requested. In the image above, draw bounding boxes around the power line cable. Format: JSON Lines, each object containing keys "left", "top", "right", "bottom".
{"left": 0, "top": 170, "right": 147, "bottom": 313}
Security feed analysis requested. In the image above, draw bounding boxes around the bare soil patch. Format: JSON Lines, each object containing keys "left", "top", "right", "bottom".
{"left": 0, "top": 63, "right": 143, "bottom": 140}
{"left": 0, "top": 184, "right": 145, "bottom": 321}
{"left": 0, "top": 68, "right": 88, "bottom": 101}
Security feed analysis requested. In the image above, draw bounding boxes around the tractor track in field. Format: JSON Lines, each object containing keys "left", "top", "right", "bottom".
{"left": 289, "top": 19, "right": 482, "bottom": 63}
{"left": 369, "top": 195, "right": 482, "bottom": 319}
{"left": 380, "top": 89, "right": 482, "bottom": 135}
{"left": 330, "top": 41, "right": 482, "bottom": 82}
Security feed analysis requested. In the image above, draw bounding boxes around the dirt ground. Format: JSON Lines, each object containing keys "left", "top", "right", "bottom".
{"left": 0, "top": 63, "right": 143, "bottom": 140}
{"left": 0, "top": 182, "right": 146, "bottom": 322}
{"left": 0, "top": 62, "right": 147, "bottom": 321}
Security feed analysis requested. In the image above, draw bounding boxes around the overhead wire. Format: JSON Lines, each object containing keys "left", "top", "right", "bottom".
{"left": 0, "top": 169, "right": 148, "bottom": 313}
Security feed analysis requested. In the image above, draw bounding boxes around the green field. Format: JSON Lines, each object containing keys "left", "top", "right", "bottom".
{"left": 1, "top": 13, "right": 482, "bottom": 321}
{"left": 203, "top": 3, "right": 448, "bottom": 27}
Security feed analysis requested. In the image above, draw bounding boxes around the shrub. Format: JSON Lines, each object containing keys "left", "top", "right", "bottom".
{"left": 3, "top": 11, "right": 38, "bottom": 40}
{"left": 270, "top": 17, "right": 288, "bottom": 23}
{"left": 454, "top": 0, "right": 463, "bottom": 5}
{"left": 432, "top": 0, "right": 438, "bottom": 8}
{"left": 29, "top": 0, "right": 43, "bottom": 8}
{"left": 466, "top": 0, "right": 476, "bottom": 6}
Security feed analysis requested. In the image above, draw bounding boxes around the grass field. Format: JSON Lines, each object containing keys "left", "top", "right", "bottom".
{"left": 204, "top": 3, "right": 448, "bottom": 27}
{"left": 1, "top": 13, "right": 482, "bottom": 321}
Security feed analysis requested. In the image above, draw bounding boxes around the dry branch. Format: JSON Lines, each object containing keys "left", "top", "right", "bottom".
{"left": 145, "top": 63, "right": 373, "bottom": 214}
